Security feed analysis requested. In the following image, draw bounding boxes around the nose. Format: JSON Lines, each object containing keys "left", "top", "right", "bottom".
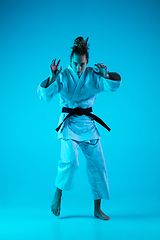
{"left": 77, "top": 65, "right": 81, "bottom": 72}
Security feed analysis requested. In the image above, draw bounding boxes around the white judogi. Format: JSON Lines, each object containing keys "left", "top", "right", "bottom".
{"left": 37, "top": 65, "right": 121, "bottom": 199}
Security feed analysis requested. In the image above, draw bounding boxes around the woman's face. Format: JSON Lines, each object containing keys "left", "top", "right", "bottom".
{"left": 70, "top": 53, "right": 88, "bottom": 76}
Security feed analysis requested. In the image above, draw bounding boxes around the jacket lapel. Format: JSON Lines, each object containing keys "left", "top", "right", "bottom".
{"left": 67, "top": 65, "right": 87, "bottom": 108}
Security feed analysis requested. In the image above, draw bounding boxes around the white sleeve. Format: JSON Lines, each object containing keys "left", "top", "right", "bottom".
{"left": 37, "top": 74, "right": 61, "bottom": 102}
{"left": 96, "top": 75, "right": 121, "bottom": 92}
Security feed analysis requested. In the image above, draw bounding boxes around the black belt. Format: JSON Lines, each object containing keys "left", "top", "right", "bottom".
{"left": 55, "top": 107, "right": 111, "bottom": 132}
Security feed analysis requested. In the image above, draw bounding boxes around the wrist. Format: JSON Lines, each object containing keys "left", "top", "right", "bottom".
{"left": 45, "top": 77, "right": 50, "bottom": 88}
{"left": 103, "top": 73, "right": 110, "bottom": 79}
{"left": 50, "top": 74, "right": 56, "bottom": 83}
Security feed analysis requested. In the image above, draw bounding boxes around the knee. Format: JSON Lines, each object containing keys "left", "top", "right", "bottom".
{"left": 69, "top": 158, "right": 79, "bottom": 169}
{"left": 59, "top": 158, "right": 79, "bottom": 169}
{"left": 72, "top": 158, "right": 79, "bottom": 169}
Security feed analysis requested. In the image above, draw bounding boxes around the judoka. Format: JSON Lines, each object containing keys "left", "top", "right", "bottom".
{"left": 37, "top": 36, "right": 121, "bottom": 220}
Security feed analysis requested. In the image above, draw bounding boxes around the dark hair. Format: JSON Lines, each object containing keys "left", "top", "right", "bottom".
{"left": 70, "top": 36, "right": 90, "bottom": 61}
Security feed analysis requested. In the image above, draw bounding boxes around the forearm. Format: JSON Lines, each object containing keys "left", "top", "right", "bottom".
{"left": 105, "top": 72, "right": 121, "bottom": 81}
{"left": 37, "top": 77, "right": 59, "bottom": 101}
{"left": 101, "top": 72, "right": 121, "bottom": 92}
{"left": 45, "top": 75, "right": 56, "bottom": 88}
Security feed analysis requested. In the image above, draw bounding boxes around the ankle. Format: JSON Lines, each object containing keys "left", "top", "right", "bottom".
{"left": 55, "top": 187, "right": 62, "bottom": 196}
{"left": 94, "top": 199, "right": 101, "bottom": 211}
{"left": 94, "top": 206, "right": 100, "bottom": 212}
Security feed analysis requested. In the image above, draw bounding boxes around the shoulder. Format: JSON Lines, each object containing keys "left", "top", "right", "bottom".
{"left": 60, "top": 68, "right": 70, "bottom": 81}
{"left": 86, "top": 66, "right": 98, "bottom": 76}
{"left": 61, "top": 68, "right": 69, "bottom": 75}
{"left": 85, "top": 67, "right": 99, "bottom": 80}
{"left": 86, "top": 66, "right": 93, "bottom": 73}
{"left": 85, "top": 67, "right": 94, "bottom": 78}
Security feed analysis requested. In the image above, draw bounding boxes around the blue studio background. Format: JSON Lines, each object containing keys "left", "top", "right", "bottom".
{"left": 0, "top": 0, "right": 160, "bottom": 239}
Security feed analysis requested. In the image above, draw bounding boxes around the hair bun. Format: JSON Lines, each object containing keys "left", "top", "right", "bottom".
{"left": 74, "top": 36, "right": 89, "bottom": 49}
{"left": 70, "top": 36, "right": 90, "bottom": 61}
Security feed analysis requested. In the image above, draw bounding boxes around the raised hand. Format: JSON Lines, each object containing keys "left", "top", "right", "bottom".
{"left": 45, "top": 58, "right": 62, "bottom": 88}
{"left": 93, "top": 63, "right": 109, "bottom": 78}
{"left": 50, "top": 58, "right": 62, "bottom": 79}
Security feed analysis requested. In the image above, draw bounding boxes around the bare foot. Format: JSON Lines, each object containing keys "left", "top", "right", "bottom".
{"left": 51, "top": 193, "right": 62, "bottom": 216}
{"left": 94, "top": 209, "right": 110, "bottom": 220}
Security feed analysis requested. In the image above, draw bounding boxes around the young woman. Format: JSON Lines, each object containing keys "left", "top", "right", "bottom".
{"left": 37, "top": 37, "right": 121, "bottom": 220}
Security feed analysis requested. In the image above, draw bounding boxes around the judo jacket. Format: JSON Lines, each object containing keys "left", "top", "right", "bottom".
{"left": 37, "top": 65, "right": 121, "bottom": 141}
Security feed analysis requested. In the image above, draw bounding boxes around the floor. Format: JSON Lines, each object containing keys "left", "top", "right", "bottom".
{"left": 1, "top": 198, "right": 160, "bottom": 240}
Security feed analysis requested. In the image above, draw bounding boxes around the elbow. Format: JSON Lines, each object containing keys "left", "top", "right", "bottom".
{"left": 42, "top": 94, "right": 53, "bottom": 102}
{"left": 38, "top": 93, "right": 52, "bottom": 102}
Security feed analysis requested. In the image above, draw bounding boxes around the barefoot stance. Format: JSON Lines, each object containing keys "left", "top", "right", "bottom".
{"left": 51, "top": 194, "right": 62, "bottom": 216}
{"left": 51, "top": 189, "right": 109, "bottom": 220}
{"left": 94, "top": 209, "right": 110, "bottom": 220}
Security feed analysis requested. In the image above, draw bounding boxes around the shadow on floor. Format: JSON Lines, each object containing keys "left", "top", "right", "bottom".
{"left": 58, "top": 215, "right": 95, "bottom": 220}
{"left": 58, "top": 212, "right": 160, "bottom": 220}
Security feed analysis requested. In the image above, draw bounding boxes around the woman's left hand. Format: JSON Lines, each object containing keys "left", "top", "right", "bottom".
{"left": 93, "top": 63, "right": 109, "bottom": 78}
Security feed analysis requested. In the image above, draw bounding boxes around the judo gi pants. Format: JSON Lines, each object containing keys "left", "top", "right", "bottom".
{"left": 55, "top": 139, "right": 110, "bottom": 200}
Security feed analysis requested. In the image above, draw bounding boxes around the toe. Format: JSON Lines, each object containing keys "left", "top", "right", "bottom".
{"left": 51, "top": 207, "right": 53, "bottom": 212}
{"left": 51, "top": 209, "right": 55, "bottom": 214}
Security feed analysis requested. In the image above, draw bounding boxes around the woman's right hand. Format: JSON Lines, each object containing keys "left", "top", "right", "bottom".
{"left": 50, "top": 58, "right": 62, "bottom": 80}
{"left": 45, "top": 59, "right": 62, "bottom": 88}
